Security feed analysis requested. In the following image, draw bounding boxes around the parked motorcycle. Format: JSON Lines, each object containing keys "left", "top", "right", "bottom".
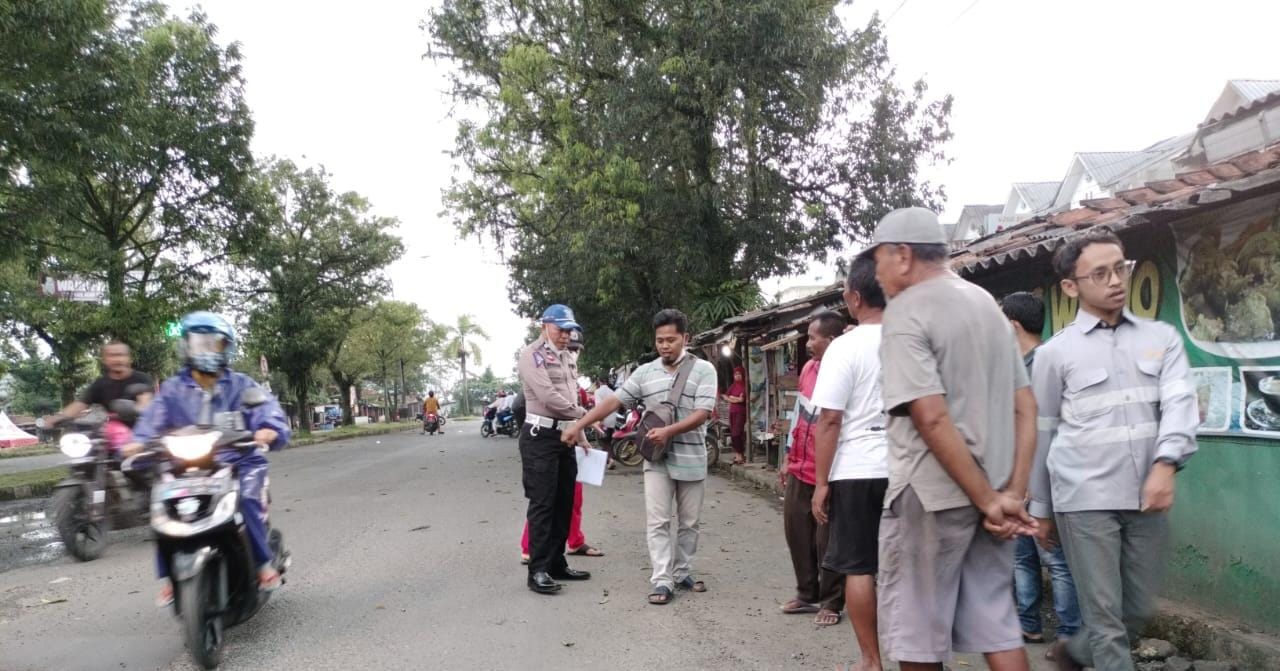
{"left": 149, "top": 389, "right": 290, "bottom": 670}
{"left": 422, "top": 412, "right": 441, "bottom": 435}
{"left": 46, "top": 399, "right": 152, "bottom": 561}
{"left": 609, "top": 407, "right": 645, "bottom": 467}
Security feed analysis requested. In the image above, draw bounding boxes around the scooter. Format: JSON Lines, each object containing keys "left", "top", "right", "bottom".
{"left": 480, "top": 406, "right": 517, "bottom": 438}
{"left": 46, "top": 398, "right": 153, "bottom": 561}
{"left": 423, "top": 412, "right": 441, "bottom": 435}
{"left": 609, "top": 407, "right": 645, "bottom": 467}
{"left": 149, "top": 388, "right": 290, "bottom": 670}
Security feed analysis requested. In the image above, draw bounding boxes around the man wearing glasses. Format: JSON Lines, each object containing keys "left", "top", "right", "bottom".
{"left": 1030, "top": 228, "right": 1198, "bottom": 670}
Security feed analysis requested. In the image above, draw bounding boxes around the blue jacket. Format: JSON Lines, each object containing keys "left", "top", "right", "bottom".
{"left": 132, "top": 368, "right": 291, "bottom": 451}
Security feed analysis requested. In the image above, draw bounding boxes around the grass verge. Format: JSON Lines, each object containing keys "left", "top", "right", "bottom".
{"left": 0, "top": 444, "right": 58, "bottom": 459}
{"left": 0, "top": 422, "right": 417, "bottom": 501}
{"left": 0, "top": 467, "right": 66, "bottom": 502}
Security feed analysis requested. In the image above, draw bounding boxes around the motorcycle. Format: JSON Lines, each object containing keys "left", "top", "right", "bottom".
{"left": 422, "top": 412, "right": 441, "bottom": 435}
{"left": 149, "top": 388, "right": 290, "bottom": 670}
{"left": 607, "top": 407, "right": 720, "bottom": 469}
{"left": 480, "top": 406, "right": 517, "bottom": 438}
{"left": 608, "top": 407, "right": 645, "bottom": 467}
{"left": 46, "top": 398, "right": 153, "bottom": 561}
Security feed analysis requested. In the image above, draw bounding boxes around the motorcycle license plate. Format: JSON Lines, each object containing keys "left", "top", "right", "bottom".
{"left": 160, "top": 478, "right": 221, "bottom": 500}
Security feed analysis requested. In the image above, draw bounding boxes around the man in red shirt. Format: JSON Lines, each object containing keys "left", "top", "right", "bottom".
{"left": 779, "top": 310, "right": 848, "bottom": 626}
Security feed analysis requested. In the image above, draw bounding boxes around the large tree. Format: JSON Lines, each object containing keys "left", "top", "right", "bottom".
{"left": 235, "top": 159, "right": 404, "bottom": 431}
{"left": 428, "top": 0, "right": 951, "bottom": 366}
{"left": 0, "top": 0, "right": 255, "bottom": 387}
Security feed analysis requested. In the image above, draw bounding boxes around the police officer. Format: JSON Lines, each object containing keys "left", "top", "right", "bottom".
{"left": 518, "top": 304, "right": 591, "bottom": 594}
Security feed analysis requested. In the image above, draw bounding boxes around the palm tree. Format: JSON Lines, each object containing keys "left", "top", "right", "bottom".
{"left": 443, "top": 314, "right": 489, "bottom": 416}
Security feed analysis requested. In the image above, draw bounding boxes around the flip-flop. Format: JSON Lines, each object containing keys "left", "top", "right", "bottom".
{"left": 676, "top": 576, "right": 706, "bottom": 593}
{"left": 648, "top": 585, "right": 673, "bottom": 605}
{"left": 780, "top": 599, "right": 820, "bottom": 614}
{"left": 520, "top": 554, "right": 530, "bottom": 565}
{"left": 814, "top": 608, "right": 843, "bottom": 626}
{"left": 259, "top": 570, "right": 283, "bottom": 593}
{"left": 567, "top": 545, "right": 605, "bottom": 557}
{"left": 155, "top": 585, "right": 174, "bottom": 608}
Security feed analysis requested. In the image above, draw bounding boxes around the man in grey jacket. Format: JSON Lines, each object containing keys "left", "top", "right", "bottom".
{"left": 1031, "top": 228, "right": 1198, "bottom": 670}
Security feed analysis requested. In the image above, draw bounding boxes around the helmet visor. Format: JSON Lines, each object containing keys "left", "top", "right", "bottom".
{"left": 186, "top": 332, "right": 229, "bottom": 357}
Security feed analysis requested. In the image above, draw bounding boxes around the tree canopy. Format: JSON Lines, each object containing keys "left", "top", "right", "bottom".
{"left": 428, "top": 0, "right": 951, "bottom": 366}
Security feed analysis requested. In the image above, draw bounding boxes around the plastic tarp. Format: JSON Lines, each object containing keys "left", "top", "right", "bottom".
{"left": 0, "top": 412, "right": 38, "bottom": 448}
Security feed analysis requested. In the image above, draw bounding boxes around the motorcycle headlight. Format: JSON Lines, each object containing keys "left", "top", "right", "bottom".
{"left": 59, "top": 433, "right": 92, "bottom": 459}
{"left": 164, "top": 432, "right": 220, "bottom": 461}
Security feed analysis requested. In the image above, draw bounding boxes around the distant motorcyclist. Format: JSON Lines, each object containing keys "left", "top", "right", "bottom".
{"left": 125, "top": 311, "right": 290, "bottom": 607}
{"left": 422, "top": 391, "right": 441, "bottom": 429}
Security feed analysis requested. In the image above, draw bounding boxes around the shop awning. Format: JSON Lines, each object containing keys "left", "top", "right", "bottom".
{"left": 759, "top": 330, "right": 804, "bottom": 351}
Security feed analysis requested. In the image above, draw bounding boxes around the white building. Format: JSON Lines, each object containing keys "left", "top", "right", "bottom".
{"left": 1181, "top": 79, "right": 1280, "bottom": 168}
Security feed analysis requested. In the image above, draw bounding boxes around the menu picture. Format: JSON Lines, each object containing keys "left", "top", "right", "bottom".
{"left": 1239, "top": 367, "right": 1280, "bottom": 436}
{"left": 1190, "top": 367, "right": 1233, "bottom": 433}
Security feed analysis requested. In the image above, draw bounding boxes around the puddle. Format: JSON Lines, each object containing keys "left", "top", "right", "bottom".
{"left": 0, "top": 500, "right": 66, "bottom": 572}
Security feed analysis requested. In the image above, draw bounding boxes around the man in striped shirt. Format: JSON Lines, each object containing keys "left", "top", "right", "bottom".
{"left": 1031, "top": 228, "right": 1198, "bottom": 671}
{"left": 565, "top": 309, "right": 718, "bottom": 605}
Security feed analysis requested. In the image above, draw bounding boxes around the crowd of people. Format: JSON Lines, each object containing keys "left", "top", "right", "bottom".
{"left": 516, "top": 206, "right": 1197, "bottom": 671}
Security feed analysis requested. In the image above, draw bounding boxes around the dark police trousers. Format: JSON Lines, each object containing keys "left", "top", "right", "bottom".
{"left": 520, "top": 423, "right": 577, "bottom": 576}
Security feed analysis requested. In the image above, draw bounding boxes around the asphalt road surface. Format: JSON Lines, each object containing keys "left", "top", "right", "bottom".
{"left": 0, "top": 421, "right": 1058, "bottom": 670}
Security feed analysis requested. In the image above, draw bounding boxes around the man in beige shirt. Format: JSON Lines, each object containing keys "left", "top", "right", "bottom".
{"left": 518, "top": 304, "right": 593, "bottom": 595}
{"left": 865, "top": 207, "right": 1038, "bottom": 671}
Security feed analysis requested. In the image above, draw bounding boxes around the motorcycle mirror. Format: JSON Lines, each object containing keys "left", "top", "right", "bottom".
{"left": 109, "top": 399, "right": 139, "bottom": 424}
{"left": 240, "top": 387, "right": 268, "bottom": 408}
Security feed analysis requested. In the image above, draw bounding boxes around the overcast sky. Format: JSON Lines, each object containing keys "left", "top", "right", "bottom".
{"left": 190, "top": 0, "right": 1277, "bottom": 376}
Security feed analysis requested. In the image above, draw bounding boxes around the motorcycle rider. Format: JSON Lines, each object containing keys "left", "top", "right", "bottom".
{"left": 422, "top": 391, "right": 441, "bottom": 431}
{"left": 124, "top": 311, "right": 291, "bottom": 607}
{"left": 491, "top": 390, "right": 515, "bottom": 431}
{"left": 45, "top": 340, "right": 153, "bottom": 427}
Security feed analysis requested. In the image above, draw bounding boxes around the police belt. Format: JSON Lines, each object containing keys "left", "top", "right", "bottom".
{"left": 525, "top": 413, "right": 572, "bottom": 431}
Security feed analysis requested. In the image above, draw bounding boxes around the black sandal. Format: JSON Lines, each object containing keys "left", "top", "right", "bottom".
{"left": 676, "top": 577, "right": 707, "bottom": 592}
{"left": 648, "top": 585, "right": 673, "bottom": 605}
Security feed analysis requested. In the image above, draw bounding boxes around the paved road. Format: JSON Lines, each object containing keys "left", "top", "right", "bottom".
{"left": 0, "top": 421, "right": 1057, "bottom": 670}
{"left": 0, "top": 452, "right": 64, "bottom": 476}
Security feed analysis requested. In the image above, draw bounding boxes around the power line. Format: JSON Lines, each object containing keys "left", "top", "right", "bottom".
{"left": 950, "top": 0, "right": 981, "bottom": 25}
{"left": 885, "top": 0, "right": 909, "bottom": 23}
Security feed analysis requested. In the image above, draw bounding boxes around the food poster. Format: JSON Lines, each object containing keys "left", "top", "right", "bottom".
{"left": 1034, "top": 195, "right": 1280, "bottom": 437}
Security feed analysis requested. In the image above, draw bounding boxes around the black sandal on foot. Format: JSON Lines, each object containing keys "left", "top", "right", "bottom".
{"left": 648, "top": 586, "right": 673, "bottom": 605}
{"left": 676, "top": 577, "right": 706, "bottom": 593}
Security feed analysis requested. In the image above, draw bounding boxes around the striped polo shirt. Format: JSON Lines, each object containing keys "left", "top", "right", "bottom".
{"left": 615, "top": 352, "right": 718, "bottom": 482}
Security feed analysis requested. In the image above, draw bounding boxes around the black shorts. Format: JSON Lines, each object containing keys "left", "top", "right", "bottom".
{"left": 822, "top": 478, "right": 889, "bottom": 575}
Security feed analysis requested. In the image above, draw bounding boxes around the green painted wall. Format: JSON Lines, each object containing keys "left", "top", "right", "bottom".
{"left": 1166, "top": 435, "right": 1280, "bottom": 632}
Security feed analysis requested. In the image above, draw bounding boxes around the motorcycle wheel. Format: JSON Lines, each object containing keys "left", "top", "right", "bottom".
{"left": 613, "top": 438, "right": 644, "bottom": 468}
{"left": 51, "top": 487, "right": 109, "bottom": 562}
{"left": 705, "top": 433, "right": 721, "bottom": 468}
{"left": 179, "top": 560, "right": 224, "bottom": 670}
{"left": 480, "top": 424, "right": 493, "bottom": 438}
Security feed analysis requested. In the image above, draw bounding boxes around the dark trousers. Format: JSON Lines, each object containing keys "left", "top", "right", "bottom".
{"left": 783, "top": 476, "right": 844, "bottom": 611}
{"left": 520, "top": 423, "right": 577, "bottom": 576}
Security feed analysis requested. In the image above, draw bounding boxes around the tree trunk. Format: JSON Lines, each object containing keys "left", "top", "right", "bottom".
{"left": 294, "top": 375, "right": 312, "bottom": 432}
{"left": 336, "top": 377, "right": 354, "bottom": 426}
{"left": 460, "top": 353, "right": 470, "bottom": 416}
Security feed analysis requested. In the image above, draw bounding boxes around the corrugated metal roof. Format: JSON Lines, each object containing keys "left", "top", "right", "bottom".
{"left": 951, "top": 142, "right": 1280, "bottom": 277}
{"left": 1077, "top": 150, "right": 1168, "bottom": 187}
{"left": 1231, "top": 79, "right": 1280, "bottom": 103}
{"left": 1013, "top": 182, "right": 1060, "bottom": 211}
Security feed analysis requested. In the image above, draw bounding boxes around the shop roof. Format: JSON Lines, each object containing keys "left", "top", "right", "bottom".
{"left": 692, "top": 284, "right": 844, "bottom": 347}
{"left": 951, "top": 141, "right": 1280, "bottom": 276}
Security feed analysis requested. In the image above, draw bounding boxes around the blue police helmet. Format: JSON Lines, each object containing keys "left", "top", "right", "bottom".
{"left": 540, "top": 304, "right": 580, "bottom": 331}
{"left": 178, "top": 311, "right": 238, "bottom": 372}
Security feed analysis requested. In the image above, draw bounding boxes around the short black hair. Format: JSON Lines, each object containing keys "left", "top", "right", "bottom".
{"left": 652, "top": 308, "right": 689, "bottom": 334}
{"left": 907, "top": 243, "right": 950, "bottom": 263}
{"left": 845, "top": 255, "right": 887, "bottom": 309}
{"left": 1000, "top": 292, "right": 1045, "bottom": 334}
{"left": 811, "top": 310, "right": 847, "bottom": 339}
{"left": 1053, "top": 227, "right": 1125, "bottom": 280}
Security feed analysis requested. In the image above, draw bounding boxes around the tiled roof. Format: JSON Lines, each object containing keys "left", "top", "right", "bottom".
{"left": 1201, "top": 89, "right": 1280, "bottom": 129}
{"left": 692, "top": 284, "right": 844, "bottom": 346}
{"left": 951, "top": 142, "right": 1280, "bottom": 276}
{"left": 1230, "top": 80, "right": 1280, "bottom": 104}
{"left": 1013, "top": 182, "right": 1061, "bottom": 212}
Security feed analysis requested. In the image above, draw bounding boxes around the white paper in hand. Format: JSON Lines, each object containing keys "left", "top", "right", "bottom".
{"left": 575, "top": 446, "right": 608, "bottom": 487}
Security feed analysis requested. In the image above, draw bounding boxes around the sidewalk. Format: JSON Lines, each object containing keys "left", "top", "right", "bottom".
{"left": 713, "top": 459, "right": 1280, "bottom": 670}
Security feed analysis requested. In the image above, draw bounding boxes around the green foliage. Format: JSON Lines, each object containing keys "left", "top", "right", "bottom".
{"left": 442, "top": 313, "right": 489, "bottom": 415}
{"left": 428, "top": 0, "right": 951, "bottom": 366}
{"left": 234, "top": 158, "right": 404, "bottom": 430}
{"left": 0, "top": 0, "right": 253, "bottom": 394}
{"left": 0, "top": 339, "right": 64, "bottom": 415}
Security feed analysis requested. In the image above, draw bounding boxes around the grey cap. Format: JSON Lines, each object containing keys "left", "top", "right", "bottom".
{"left": 857, "top": 207, "right": 947, "bottom": 259}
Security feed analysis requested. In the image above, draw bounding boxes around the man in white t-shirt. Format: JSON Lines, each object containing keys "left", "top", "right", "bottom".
{"left": 811, "top": 255, "right": 890, "bottom": 671}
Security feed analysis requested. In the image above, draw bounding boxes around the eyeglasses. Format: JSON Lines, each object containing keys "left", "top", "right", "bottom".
{"left": 1073, "top": 259, "right": 1137, "bottom": 285}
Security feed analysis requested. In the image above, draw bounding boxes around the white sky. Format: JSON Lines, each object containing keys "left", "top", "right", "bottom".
{"left": 191, "top": 0, "right": 1278, "bottom": 372}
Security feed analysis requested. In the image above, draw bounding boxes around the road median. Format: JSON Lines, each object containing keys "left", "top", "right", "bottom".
{"left": 0, "top": 422, "right": 418, "bottom": 501}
